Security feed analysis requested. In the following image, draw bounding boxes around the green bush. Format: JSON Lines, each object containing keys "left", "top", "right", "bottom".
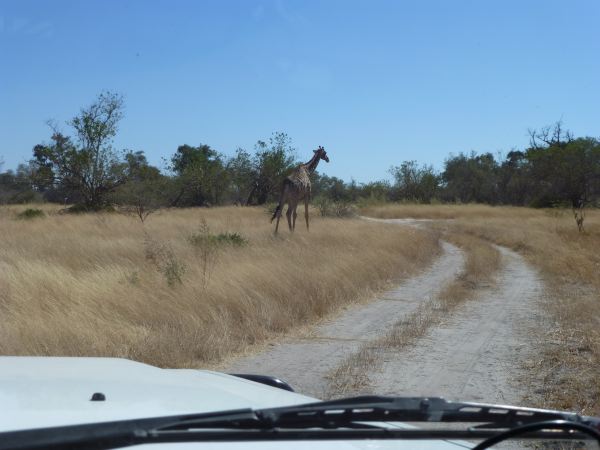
{"left": 16, "top": 208, "right": 45, "bottom": 220}
{"left": 188, "top": 222, "right": 248, "bottom": 288}
{"left": 189, "top": 231, "right": 248, "bottom": 247}
{"left": 215, "top": 232, "right": 248, "bottom": 246}
{"left": 66, "top": 203, "right": 117, "bottom": 214}
{"left": 143, "top": 235, "right": 186, "bottom": 287}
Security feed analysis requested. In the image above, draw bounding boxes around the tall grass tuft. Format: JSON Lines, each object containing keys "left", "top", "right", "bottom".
{"left": 188, "top": 219, "right": 220, "bottom": 287}
{"left": 143, "top": 234, "right": 186, "bottom": 287}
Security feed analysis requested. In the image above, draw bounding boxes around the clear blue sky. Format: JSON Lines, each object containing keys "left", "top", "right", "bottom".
{"left": 1, "top": 0, "right": 599, "bottom": 182}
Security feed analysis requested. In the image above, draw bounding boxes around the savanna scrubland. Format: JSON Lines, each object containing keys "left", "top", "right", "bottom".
{"left": 362, "top": 203, "right": 600, "bottom": 415}
{"left": 0, "top": 205, "right": 440, "bottom": 368}
{"left": 1, "top": 202, "right": 599, "bottom": 414}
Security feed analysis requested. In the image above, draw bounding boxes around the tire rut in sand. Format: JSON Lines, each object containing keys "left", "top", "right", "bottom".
{"left": 225, "top": 241, "right": 464, "bottom": 398}
{"left": 368, "top": 246, "right": 543, "bottom": 405}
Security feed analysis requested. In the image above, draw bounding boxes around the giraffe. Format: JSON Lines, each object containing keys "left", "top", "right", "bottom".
{"left": 271, "top": 146, "right": 329, "bottom": 233}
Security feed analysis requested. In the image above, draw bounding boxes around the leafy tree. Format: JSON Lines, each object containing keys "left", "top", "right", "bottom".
{"left": 390, "top": 161, "right": 439, "bottom": 203}
{"left": 112, "top": 151, "right": 170, "bottom": 222}
{"left": 311, "top": 173, "right": 351, "bottom": 202}
{"left": 246, "top": 132, "right": 297, "bottom": 205}
{"left": 525, "top": 122, "right": 600, "bottom": 231}
{"left": 526, "top": 137, "right": 600, "bottom": 208}
{"left": 225, "top": 148, "right": 255, "bottom": 205}
{"left": 497, "top": 150, "right": 531, "bottom": 205}
{"left": 358, "top": 180, "right": 391, "bottom": 203}
{"left": 169, "top": 144, "right": 228, "bottom": 206}
{"left": 441, "top": 152, "right": 499, "bottom": 203}
{"left": 124, "top": 151, "right": 159, "bottom": 180}
{"left": 0, "top": 164, "right": 40, "bottom": 204}
{"left": 30, "top": 91, "right": 128, "bottom": 209}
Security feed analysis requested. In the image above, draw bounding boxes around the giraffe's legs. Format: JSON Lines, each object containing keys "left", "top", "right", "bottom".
{"left": 286, "top": 205, "right": 293, "bottom": 231}
{"left": 292, "top": 206, "right": 298, "bottom": 231}
{"left": 274, "top": 206, "right": 282, "bottom": 234}
{"left": 304, "top": 198, "right": 309, "bottom": 231}
{"left": 272, "top": 184, "right": 289, "bottom": 235}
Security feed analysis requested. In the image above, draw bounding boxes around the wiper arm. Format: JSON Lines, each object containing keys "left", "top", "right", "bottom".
{"left": 150, "top": 396, "right": 600, "bottom": 443}
{"left": 148, "top": 396, "right": 600, "bottom": 449}
{"left": 225, "top": 395, "right": 600, "bottom": 430}
{"left": 2, "top": 396, "right": 599, "bottom": 450}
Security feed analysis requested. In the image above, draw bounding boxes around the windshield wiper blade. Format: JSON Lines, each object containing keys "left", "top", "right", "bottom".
{"left": 2, "top": 396, "right": 599, "bottom": 450}
{"left": 149, "top": 396, "right": 600, "bottom": 448}
{"left": 149, "top": 396, "right": 600, "bottom": 443}
{"left": 210, "top": 396, "right": 600, "bottom": 431}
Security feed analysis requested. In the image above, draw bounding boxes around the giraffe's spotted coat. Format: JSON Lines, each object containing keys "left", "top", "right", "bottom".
{"left": 271, "top": 146, "right": 329, "bottom": 233}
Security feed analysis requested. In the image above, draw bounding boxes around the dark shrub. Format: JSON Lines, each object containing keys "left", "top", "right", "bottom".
{"left": 16, "top": 208, "right": 45, "bottom": 220}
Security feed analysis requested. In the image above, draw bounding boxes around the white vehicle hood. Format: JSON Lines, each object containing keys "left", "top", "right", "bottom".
{"left": 0, "top": 356, "right": 468, "bottom": 449}
{"left": 0, "top": 356, "right": 318, "bottom": 432}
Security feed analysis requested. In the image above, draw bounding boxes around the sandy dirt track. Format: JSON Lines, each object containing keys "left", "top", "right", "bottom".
{"left": 226, "top": 240, "right": 464, "bottom": 398}
{"left": 225, "top": 220, "right": 543, "bottom": 404}
{"left": 370, "top": 245, "right": 543, "bottom": 405}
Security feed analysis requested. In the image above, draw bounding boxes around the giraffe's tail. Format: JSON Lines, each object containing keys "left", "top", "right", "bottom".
{"left": 270, "top": 179, "right": 290, "bottom": 223}
{"left": 270, "top": 204, "right": 282, "bottom": 223}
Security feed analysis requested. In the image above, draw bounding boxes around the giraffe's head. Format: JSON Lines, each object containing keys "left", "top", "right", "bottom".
{"left": 314, "top": 146, "right": 329, "bottom": 163}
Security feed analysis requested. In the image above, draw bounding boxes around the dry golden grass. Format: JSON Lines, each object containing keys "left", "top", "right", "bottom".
{"left": 0, "top": 205, "right": 440, "bottom": 368}
{"left": 362, "top": 203, "right": 600, "bottom": 414}
{"left": 360, "top": 203, "right": 539, "bottom": 221}
{"left": 326, "top": 232, "right": 502, "bottom": 398}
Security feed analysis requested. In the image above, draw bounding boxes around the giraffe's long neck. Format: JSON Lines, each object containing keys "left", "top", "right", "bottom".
{"left": 304, "top": 153, "right": 321, "bottom": 174}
